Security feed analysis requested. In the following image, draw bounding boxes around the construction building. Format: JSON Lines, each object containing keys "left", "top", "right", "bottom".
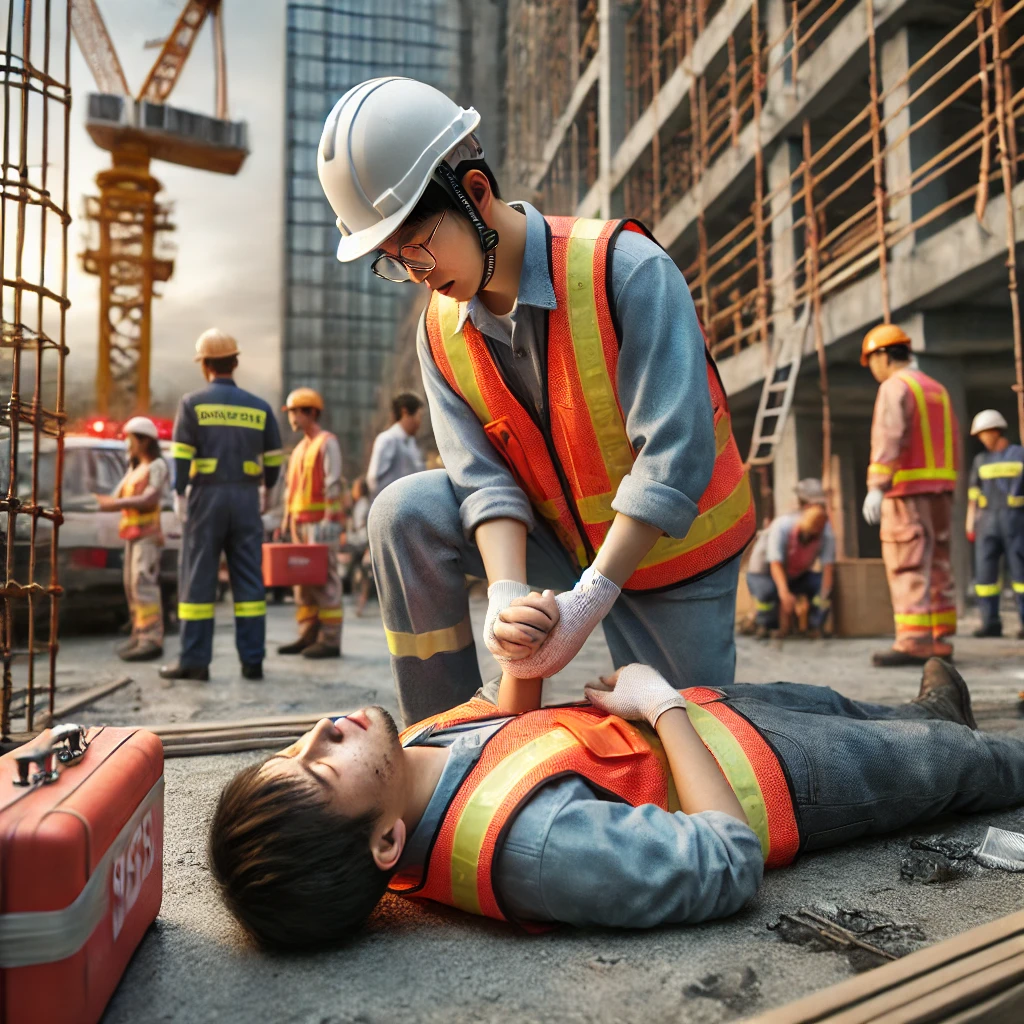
{"left": 282, "top": 0, "right": 505, "bottom": 467}
{"left": 504, "top": 0, "right": 1024, "bottom": 607}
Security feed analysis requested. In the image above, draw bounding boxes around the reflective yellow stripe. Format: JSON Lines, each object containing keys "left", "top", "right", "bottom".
{"left": 975, "top": 581, "right": 1002, "bottom": 597}
{"left": 234, "top": 601, "right": 266, "bottom": 618}
{"left": 134, "top": 603, "right": 160, "bottom": 624}
{"left": 296, "top": 605, "right": 319, "bottom": 622}
{"left": 1009, "top": 495, "right": 1024, "bottom": 508}
{"left": 178, "top": 602, "right": 215, "bottom": 620}
{"left": 385, "top": 614, "right": 473, "bottom": 660}
{"left": 900, "top": 372, "right": 935, "bottom": 469}
{"left": 450, "top": 728, "right": 577, "bottom": 914}
{"left": 686, "top": 702, "right": 771, "bottom": 859}
{"left": 193, "top": 458, "right": 218, "bottom": 474}
{"left": 565, "top": 218, "right": 634, "bottom": 493}
{"left": 968, "top": 487, "right": 981, "bottom": 501}
{"left": 868, "top": 463, "right": 895, "bottom": 476}
{"left": 1014, "top": 582, "right": 1024, "bottom": 594}
{"left": 171, "top": 442, "right": 196, "bottom": 459}
{"left": 636, "top": 473, "right": 752, "bottom": 570}
{"left": 436, "top": 297, "right": 492, "bottom": 424}
{"left": 931, "top": 610, "right": 957, "bottom": 627}
{"left": 941, "top": 386, "right": 953, "bottom": 473}
{"left": 894, "top": 612, "right": 933, "bottom": 626}
{"left": 754, "top": 599, "right": 776, "bottom": 612}
{"left": 194, "top": 404, "right": 267, "bottom": 430}
{"left": 812, "top": 595, "right": 830, "bottom": 608}
{"left": 892, "top": 467, "right": 957, "bottom": 485}
{"left": 263, "top": 449, "right": 285, "bottom": 467}
{"left": 318, "top": 608, "right": 344, "bottom": 621}
{"left": 979, "top": 461, "right": 1024, "bottom": 479}
{"left": 243, "top": 460, "right": 262, "bottom": 476}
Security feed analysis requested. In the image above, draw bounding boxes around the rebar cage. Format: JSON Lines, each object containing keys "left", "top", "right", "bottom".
{"left": 0, "top": 0, "right": 71, "bottom": 739}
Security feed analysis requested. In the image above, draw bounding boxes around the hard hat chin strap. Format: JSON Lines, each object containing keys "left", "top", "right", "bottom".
{"left": 434, "top": 161, "right": 499, "bottom": 291}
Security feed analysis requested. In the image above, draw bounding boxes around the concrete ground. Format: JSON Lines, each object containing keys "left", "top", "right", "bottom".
{"left": 49, "top": 596, "right": 1024, "bottom": 1024}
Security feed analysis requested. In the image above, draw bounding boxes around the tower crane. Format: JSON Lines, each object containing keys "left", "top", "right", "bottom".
{"left": 71, "top": 0, "right": 249, "bottom": 416}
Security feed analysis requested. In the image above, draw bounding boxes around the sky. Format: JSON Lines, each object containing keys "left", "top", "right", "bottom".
{"left": 64, "top": 0, "right": 287, "bottom": 416}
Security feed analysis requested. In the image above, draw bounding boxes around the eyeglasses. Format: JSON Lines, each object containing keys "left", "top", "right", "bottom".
{"left": 371, "top": 210, "right": 446, "bottom": 283}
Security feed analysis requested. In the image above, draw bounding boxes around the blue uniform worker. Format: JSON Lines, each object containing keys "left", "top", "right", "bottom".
{"left": 967, "top": 409, "right": 1024, "bottom": 639}
{"left": 160, "top": 330, "right": 283, "bottom": 681}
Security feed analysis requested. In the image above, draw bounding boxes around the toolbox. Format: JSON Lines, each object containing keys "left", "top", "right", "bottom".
{"left": 0, "top": 724, "right": 163, "bottom": 1024}
{"left": 262, "top": 542, "right": 329, "bottom": 588}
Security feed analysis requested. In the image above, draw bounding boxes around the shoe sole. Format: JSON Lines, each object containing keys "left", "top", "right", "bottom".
{"left": 927, "top": 658, "right": 977, "bottom": 730}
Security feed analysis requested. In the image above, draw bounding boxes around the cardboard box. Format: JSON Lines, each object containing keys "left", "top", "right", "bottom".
{"left": 832, "top": 558, "right": 894, "bottom": 638}
{"left": 262, "top": 543, "right": 329, "bottom": 588}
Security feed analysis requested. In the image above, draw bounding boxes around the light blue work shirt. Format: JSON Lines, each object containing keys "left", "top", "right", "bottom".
{"left": 416, "top": 201, "right": 717, "bottom": 546}
{"left": 747, "top": 511, "right": 836, "bottom": 577}
{"left": 396, "top": 712, "right": 762, "bottom": 928}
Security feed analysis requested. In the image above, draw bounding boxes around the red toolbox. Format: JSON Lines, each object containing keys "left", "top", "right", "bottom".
{"left": 0, "top": 724, "right": 163, "bottom": 1024}
{"left": 262, "top": 542, "right": 329, "bottom": 587}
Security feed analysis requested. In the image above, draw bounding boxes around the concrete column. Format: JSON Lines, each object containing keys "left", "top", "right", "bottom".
{"left": 767, "top": 137, "right": 802, "bottom": 337}
{"left": 881, "top": 26, "right": 951, "bottom": 259}
{"left": 764, "top": 0, "right": 794, "bottom": 93}
{"left": 598, "top": 0, "right": 627, "bottom": 218}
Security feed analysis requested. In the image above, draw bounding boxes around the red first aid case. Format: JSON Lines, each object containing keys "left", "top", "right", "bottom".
{"left": 262, "top": 542, "right": 329, "bottom": 587}
{"left": 0, "top": 724, "right": 163, "bottom": 1024}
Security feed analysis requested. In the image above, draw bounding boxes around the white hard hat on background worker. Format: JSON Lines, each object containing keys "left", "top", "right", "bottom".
{"left": 122, "top": 416, "right": 159, "bottom": 440}
{"left": 316, "top": 76, "right": 499, "bottom": 285}
{"left": 970, "top": 409, "right": 1008, "bottom": 436}
{"left": 194, "top": 328, "right": 240, "bottom": 362}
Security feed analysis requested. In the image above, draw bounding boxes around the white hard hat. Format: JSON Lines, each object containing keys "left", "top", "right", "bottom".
{"left": 194, "top": 328, "right": 240, "bottom": 362}
{"left": 970, "top": 409, "right": 1008, "bottom": 436}
{"left": 123, "top": 416, "right": 159, "bottom": 440}
{"left": 317, "top": 77, "right": 481, "bottom": 262}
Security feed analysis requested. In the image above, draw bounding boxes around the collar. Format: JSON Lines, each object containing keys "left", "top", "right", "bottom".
{"left": 456, "top": 201, "right": 557, "bottom": 335}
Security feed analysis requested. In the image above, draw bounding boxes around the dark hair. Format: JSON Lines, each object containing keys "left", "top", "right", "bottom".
{"left": 208, "top": 763, "right": 390, "bottom": 950}
{"left": 402, "top": 158, "right": 503, "bottom": 232}
{"left": 293, "top": 406, "right": 321, "bottom": 420}
{"left": 352, "top": 475, "right": 368, "bottom": 500}
{"left": 392, "top": 392, "right": 423, "bottom": 421}
{"left": 129, "top": 434, "right": 162, "bottom": 468}
{"left": 204, "top": 355, "right": 238, "bottom": 376}
{"left": 885, "top": 344, "right": 911, "bottom": 364}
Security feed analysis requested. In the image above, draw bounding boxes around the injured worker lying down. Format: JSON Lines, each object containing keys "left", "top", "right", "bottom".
{"left": 209, "top": 591, "right": 1024, "bottom": 951}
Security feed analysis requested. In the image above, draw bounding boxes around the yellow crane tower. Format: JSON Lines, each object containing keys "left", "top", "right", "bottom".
{"left": 71, "top": 0, "right": 249, "bottom": 416}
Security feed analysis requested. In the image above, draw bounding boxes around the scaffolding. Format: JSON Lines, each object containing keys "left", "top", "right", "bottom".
{"left": 0, "top": 0, "right": 72, "bottom": 739}
{"left": 511, "top": 0, "right": 1024, "bottom": 469}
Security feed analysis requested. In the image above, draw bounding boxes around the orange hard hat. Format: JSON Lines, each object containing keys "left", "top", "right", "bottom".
{"left": 194, "top": 327, "right": 240, "bottom": 362}
{"left": 282, "top": 387, "right": 324, "bottom": 412}
{"left": 860, "top": 323, "right": 911, "bottom": 366}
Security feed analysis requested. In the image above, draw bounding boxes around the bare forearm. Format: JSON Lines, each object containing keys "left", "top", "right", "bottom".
{"left": 497, "top": 670, "right": 543, "bottom": 714}
{"left": 475, "top": 518, "right": 528, "bottom": 585}
{"left": 111, "top": 487, "right": 160, "bottom": 511}
{"left": 821, "top": 563, "right": 834, "bottom": 597}
{"left": 769, "top": 561, "right": 790, "bottom": 598}
{"left": 656, "top": 707, "right": 747, "bottom": 824}
{"left": 591, "top": 513, "right": 662, "bottom": 588}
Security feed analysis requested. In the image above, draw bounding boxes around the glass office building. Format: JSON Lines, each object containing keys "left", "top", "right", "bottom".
{"left": 283, "top": 0, "right": 460, "bottom": 467}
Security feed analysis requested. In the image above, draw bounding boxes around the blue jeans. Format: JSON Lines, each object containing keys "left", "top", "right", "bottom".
{"left": 746, "top": 570, "right": 827, "bottom": 629}
{"left": 717, "top": 682, "right": 1024, "bottom": 852}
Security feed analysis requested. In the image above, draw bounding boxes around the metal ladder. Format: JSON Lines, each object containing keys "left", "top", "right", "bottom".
{"left": 747, "top": 307, "right": 811, "bottom": 466}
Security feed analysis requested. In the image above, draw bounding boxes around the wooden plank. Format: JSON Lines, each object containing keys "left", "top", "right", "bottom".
{"left": 146, "top": 711, "right": 348, "bottom": 736}
{"left": 34, "top": 676, "right": 134, "bottom": 728}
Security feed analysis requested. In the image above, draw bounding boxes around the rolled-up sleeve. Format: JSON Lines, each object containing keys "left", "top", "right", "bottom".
{"left": 495, "top": 777, "right": 763, "bottom": 928}
{"left": 417, "top": 312, "right": 535, "bottom": 537}
{"left": 609, "top": 236, "right": 716, "bottom": 538}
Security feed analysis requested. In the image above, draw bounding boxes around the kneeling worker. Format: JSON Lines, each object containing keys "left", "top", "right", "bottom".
{"left": 161, "top": 329, "right": 284, "bottom": 682}
{"left": 745, "top": 478, "right": 834, "bottom": 638}
{"left": 278, "top": 387, "right": 344, "bottom": 658}
{"left": 967, "top": 409, "right": 1024, "bottom": 638}
{"left": 210, "top": 633, "right": 1024, "bottom": 950}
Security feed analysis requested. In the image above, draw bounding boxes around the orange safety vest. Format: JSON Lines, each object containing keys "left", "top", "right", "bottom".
{"left": 425, "top": 216, "right": 755, "bottom": 591}
{"left": 118, "top": 463, "right": 162, "bottom": 542}
{"left": 871, "top": 369, "right": 958, "bottom": 498}
{"left": 390, "top": 690, "right": 799, "bottom": 923}
{"left": 286, "top": 431, "right": 341, "bottom": 523}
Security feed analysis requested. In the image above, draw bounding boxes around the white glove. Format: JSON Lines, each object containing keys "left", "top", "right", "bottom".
{"left": 173, "top": 492, "right": 188, "bottom": 524}
{"left": 483, "top": 580, "right": 532, "bottom": 657}
{"left": 496, "top": 566, "right": 621, "bottom": 679}
{"left": 584, "top": 663, "right": 687, "bottom": 728}
{"left": 862, "top": 488, "right": 884, "bottom": 526}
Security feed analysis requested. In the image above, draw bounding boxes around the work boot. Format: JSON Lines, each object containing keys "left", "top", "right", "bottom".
{"left": 278, "top": 626, "right": 318, "bottom": 655}
{"left": 241, "top": 662, "right": 263, "bottom": 680}
{"left": 973, "top": 622, "right": 1003, "bottom": 638}
{"left": 872, "top": 647, "right": 930, "bottom": 668}
{"left": 159, "top": 662, "right": 209, "bottom": 682}
{"left": 911, "top": 658, "right": 977, "bottom": 729}
{"left": 302, "top": 642, "right": 341, "bottom": 659}
{"left": 1018, "top": 625, "right": 1024, "bottom": 640}
{"left": 115, "top": 637, "right": 138, "bottom": 658}
{"left": 120, "top": 640, "right": 163, "bottom": 662}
